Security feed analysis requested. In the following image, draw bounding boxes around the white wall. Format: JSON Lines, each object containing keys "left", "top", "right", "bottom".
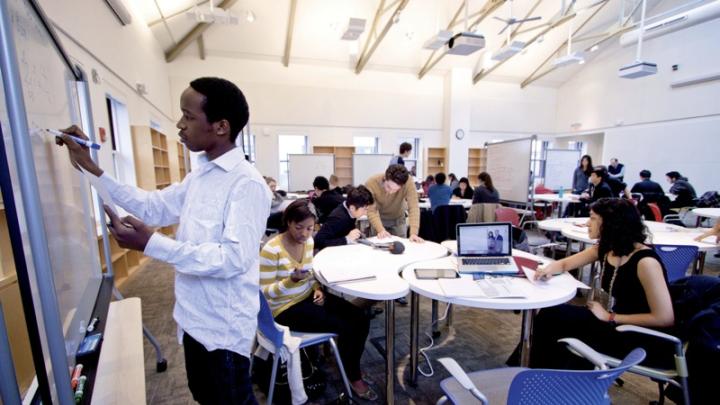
{"left": 39, "top": 0, "right": 176, "bottom": 177}
{"left": 555, "top": 18, "right": 720, "bottom": 193}
{"left": 168, "top": 55, "right": 558, "bottom": 179}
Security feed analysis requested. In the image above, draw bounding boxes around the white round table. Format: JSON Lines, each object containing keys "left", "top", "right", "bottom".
{"left": 313, "top": 238, "right": 448, "bottom": 403}
{"left": 692, "top": 208, "right": 720, "bottom": 219}
{"left": 537, "top": 218, "right": 586, "bottom": 232}
{"left": 408, "top": 241, "right": 578, "bottom": 375}
{"left": 418, "top": 198, "right": 472, "bottom": 210}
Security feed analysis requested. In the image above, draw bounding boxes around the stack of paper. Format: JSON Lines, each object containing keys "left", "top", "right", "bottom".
{"left": 438, "top": 277, "right": 527, "bottom": 298}
{"left": 317, "top": 269, "right": 376, "bottom": 285}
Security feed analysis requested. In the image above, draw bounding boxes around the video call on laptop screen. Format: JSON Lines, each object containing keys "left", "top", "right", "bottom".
{"left": 457, "top": 223, "right": 511, "bottom": 256}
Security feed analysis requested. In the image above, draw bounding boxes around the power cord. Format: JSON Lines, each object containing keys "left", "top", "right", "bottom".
{"left": 417, "top": 302, "right": 452, "bottom": 377}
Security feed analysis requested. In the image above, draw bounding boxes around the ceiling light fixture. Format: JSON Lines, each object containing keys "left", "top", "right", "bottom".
{"left": 245, "top": 10, "right": 255, "bottom": 23}
{"left": 341, "top": 18, "right": 366, "bottom": 40}
{"left": 553, "top": 21, "right": 585, "bottom": 67}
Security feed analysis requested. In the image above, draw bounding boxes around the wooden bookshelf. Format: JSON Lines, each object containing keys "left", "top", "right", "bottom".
{"left": 468, "top": 147, "right": 487, "bottom": 186}
{"left": 313, "top": 146, "right": 355, "bottom": 186}
{"left": 97, "top": 234, "right": 148, "bottom": 287}
{"left": 151, "top": 129, "right": 171, "bottom": 190}
{"left": 426, "top": 147, "right": 447, "bottom": 176}
{"left": 177, "top": 142, "right": 187, "bottom": 180}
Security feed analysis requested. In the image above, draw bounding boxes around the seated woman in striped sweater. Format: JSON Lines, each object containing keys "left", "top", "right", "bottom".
{"left": 259, "top": 200, "right": 376, "bottom": 400}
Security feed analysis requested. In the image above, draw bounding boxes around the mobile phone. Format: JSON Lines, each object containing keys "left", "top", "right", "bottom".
{"left": 414, "top": 268, "right": 459, "bottom": 280}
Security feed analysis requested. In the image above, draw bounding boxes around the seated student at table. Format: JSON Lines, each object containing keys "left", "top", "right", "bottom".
{"left": 452, "top": 177, "right": 474, "bottom": 200}
{"left": 265, "top": 176, "right": 285, "bottom": 211}
{"left": 328, "top": 174, "right": 344, "bottom": 195}
{"left": 666, "top": 171, "right": 697, "bottom": 208}
{"left": 428, "top": 172, "right": 453, "bottom": 212}
{"left": 522, "top": 198, "right": 675, "bottom": 370}
{"left": 695, "top": 219, "right": 720, "bottom": 258}
{"left": 311, "top": 176, "right": 344, "bottom": 223}
{"left": 260, "top": 200, "right": 377, "bottom": 400}
{"left": 365, "top": 164, "right": 423, "bottom": 242}
{"left": 448, "top": 173, "right": 459, "bottom": 189}
{"left": 608, "top": 158, "right": 625, "bottom": 182}
{"left": 631, "top": 170, "right": 668, "bottom": 219}
{"left": 472, "top": 172, "right": 500, "bottom": 204}
{"left": 421, "top": 175, "right": 435, "bottom": 196}
{"left": 315, "top": 186, "right": 374, "bottom": 250}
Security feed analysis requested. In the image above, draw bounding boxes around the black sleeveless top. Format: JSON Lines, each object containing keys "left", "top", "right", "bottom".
{"left": 601, "top": 249, "right": 669, "bottom": 314}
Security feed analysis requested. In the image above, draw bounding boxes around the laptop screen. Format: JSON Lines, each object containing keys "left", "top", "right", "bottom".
{"left": 456, "top": 223, "right": 512, "bottom": 257}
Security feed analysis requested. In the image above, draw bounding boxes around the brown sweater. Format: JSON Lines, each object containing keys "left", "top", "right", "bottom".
{"left": 365, "top": 174, "right": 420, "bottom": 236}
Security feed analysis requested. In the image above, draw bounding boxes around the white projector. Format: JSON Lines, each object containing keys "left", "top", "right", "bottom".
{"left": 492, "top": 41, "right": 525, "bottom": 61}
{"left": 618, "top": 61, "right": 658, "bottom": 78}
{"left": 186, "top": 8, "right": 239, "bottom": 25}
{"left": 553, "top": 52, "right": 585, "bottom": 67}
{"left": 446, "top": 32, "right": 486, "bottom": 55}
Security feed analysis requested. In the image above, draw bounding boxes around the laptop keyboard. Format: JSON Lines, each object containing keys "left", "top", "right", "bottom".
{"left": 462, "top": 258, "right": 511, "bottom": 266}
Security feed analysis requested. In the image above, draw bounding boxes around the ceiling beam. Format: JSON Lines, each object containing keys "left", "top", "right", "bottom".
{"left": 519, "top": 1, "right": 608, "bottom": 87}
{"left": 283, "top": 0, "right": 298, "bottom": 67}
{"left": 355, "top": 0, "right": 410, "bottom": 74}
{"left": 164, "top": 0, "right": 238, "bottom": 63}
{"left": 520, "top": 0, "right": 641, "bottom": 88}
{"left": 472, "top": 11, "right": 575, "bottom": 84}
{"left": 198, "top": 35, "right": 206, "bottom": 60}
{"left": 502, "top": 0, "right": 544, "bottom": 47}
{"left": 417, "top": 0, "right": 504, "bottom": 80}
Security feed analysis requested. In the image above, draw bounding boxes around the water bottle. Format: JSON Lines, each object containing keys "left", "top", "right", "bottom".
{"left": 558, "top": 186, "right": 564, "bottom": 198}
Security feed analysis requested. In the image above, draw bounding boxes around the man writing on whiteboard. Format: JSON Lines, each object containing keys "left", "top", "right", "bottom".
{"left": 57, "top": 77, "right": 270, "bottom": 404}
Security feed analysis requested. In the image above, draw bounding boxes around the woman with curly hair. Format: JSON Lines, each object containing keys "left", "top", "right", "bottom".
{"left": 523, "top": 198, "right": 675, "bottom": 369}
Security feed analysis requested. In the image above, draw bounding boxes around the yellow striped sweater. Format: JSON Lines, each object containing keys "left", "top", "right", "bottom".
{"left": 259, "top": 234, "right": 318, "bottom": 316}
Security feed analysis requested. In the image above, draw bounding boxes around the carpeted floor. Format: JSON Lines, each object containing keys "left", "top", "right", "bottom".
{"left": 119, "top": 235, "right": 720, "bottom": 405}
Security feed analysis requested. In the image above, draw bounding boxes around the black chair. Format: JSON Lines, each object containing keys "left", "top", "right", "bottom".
{"left": 418, "top": 208, "right": 436, "bottom": 241}
{"left": 432, "top": 205, "right": 466, "bottom": 243}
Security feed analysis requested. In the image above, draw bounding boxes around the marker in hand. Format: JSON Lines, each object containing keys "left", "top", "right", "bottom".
{"left": 46, "top": 129, "right": 101, "bottom": 150}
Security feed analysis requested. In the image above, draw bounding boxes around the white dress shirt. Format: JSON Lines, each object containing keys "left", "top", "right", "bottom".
{"left": 100, "top": 147, "right": 271, "bottom": 357}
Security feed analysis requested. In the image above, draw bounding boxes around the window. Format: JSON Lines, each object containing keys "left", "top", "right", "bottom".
{"left": 278, "top": 135, "right": 307, "bottom": 190}
{"left": 353, "top": 136, "right": 379, "bottom": 154}
{"left": 568, "top": 141, "right": 586, "bottom": 156}
{"left": 105, "top": 95, "right": 136, "bottom": 186}
{"left": 530, "top": 139, "right": 550, "bottom": 185}
{"left": 239, "top": 125, "right": 256, "bottom": 163}
{"left": 397, "top": 137, "right": 421, "bottom": 177}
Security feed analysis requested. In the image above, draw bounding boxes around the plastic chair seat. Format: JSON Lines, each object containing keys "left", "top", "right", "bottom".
{"left": 565, "top": 347, "right": 680, "bottom": 384}
{"left": 293, "top": 331, "right": 339, "bottom": 348}
{"left": 440, "top": 367, "right": 524, "bottom": 404}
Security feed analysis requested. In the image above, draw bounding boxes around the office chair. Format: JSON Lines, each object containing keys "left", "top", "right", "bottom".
{"left": 255, "top": 292, "right": 352, "bottom": 404}
{"left": 653, "top": 245, "right": 699, "bottom": 282}
{"left": 437, "top": 342, "right": 646, "bottom": 405}
{"left": 495, "top": 207, "right": 520, "bottom": 227}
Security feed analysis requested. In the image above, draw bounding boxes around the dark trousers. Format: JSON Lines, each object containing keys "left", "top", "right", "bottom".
{"left": 183, "top": 332, "right": 258, "bottom": 405}
{"left": 525, "top": 304, "right": 674, "bottom": 370}
{"left": 275, "top": 293, "right": 370, "bottom": 381}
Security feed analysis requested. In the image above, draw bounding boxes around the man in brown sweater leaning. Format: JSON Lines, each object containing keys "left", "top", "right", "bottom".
{"left": 365, "top": 164, "right": 424, "bottom": 243}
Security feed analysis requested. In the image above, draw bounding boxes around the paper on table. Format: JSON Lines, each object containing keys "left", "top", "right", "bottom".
{"left": 80, "top": 167, "right": 118, "bottom": 215}
{"left": 522, "top": 266, "right": 590, "bottom": 290}
{"left": 438, "top": 276, "right": 528, "bottom": 298}
{"left": 317, "top": 268, "right": 376, "bottom": 285}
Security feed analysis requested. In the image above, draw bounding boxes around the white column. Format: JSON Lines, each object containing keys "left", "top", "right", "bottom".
{"left": 443, "top": 68, "right": 472, "bottom": 177}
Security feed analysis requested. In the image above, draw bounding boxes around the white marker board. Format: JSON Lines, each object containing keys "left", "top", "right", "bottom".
{"left": 288, "top": 154, "right": 335, "bottom": 192}
{"left": 544, "top": 149, "right": 580, "bottom": 190}
{"left": 353, "top": 154, "right": 393, "bottom": 186}
{"left": 485, "top": 137, "right": 534, "bottom": 203}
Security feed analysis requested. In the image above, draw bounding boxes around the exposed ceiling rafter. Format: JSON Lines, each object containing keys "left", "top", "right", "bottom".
{"left": 283, "top": 0, "right": 298, "bottom": 67}
{"left": 164, "top": 0, "right": 238, "bottom": 63}
{"left": 198, "top": 35, "right": 206, "bottom": 60}
{"left": 417, "top": 0, "right": 504, "bottom": 80}
{"left": 520, "top": 0, "right": 642, "bottom": 88}
{"left": 355, "top": 0, "right": 410, "bottom": 74}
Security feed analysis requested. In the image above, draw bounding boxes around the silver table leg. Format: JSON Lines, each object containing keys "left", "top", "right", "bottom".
{"left": 385, "top": 299, "right": 395, "bottom": 404}
{"left": 409, "top": 292, "right": 420, "bottom": 386}
{"left": 519, "top": 309, "right": 536, "bottom": 367}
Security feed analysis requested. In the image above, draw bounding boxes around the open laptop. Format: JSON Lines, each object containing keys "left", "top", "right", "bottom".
{"left": 456, "top": 222, "right": 517, "bottom": 274}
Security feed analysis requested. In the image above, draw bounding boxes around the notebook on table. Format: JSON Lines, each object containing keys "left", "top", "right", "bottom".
{"left": 456, "top": 222, "right": 518, "bottom": 274}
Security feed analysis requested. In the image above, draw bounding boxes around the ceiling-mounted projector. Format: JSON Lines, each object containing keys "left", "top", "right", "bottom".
{"left": 423, "top": 30, "right": 454, "bottom": 50}
{"left": 492, "top": 41, "right": 525, "bottom": 61}
{"left": 341, "top": 18, "right": 366, "bottom": 40}
{"left": 446, "top": 32, "right": 485, "bottom": 55}
{"left": 186, "top": 7, "right": 239, "bottom": 24}
{"left": 618, "top": 61, "right": 657, "bottom": 78}
{"left": 553, "top": 51, "right": 585, "bottom": 67}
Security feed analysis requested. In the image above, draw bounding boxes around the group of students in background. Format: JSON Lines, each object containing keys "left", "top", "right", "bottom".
{"left": 423, "top": 171, "right": 500, "bottom": 212}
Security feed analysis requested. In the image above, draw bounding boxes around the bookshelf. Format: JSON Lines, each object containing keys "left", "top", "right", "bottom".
{"left": 313, "top": 146, "right": 354, "bottom": 186}
{"left": 151, "top": 129, "right": 171, "bottom": 190}
{"left": 177, "top": 141, "right": 188, "bottom": 180}
{"left": 468, "top": 148, "right": 487, "bottom": 186}
{"left": 97, "top": 234, "right": 147, "bottom": 287}
{"left": 426, "top": 147, "right": 447, "bottom": 176}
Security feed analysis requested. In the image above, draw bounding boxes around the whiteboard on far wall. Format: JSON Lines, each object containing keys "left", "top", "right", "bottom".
{"left": 288, "top": 154, "right": 335, "bottom": 192}
{"left": 544, "top": 149, "right": 581, "bottom": 191}
{"left": 353, "top": 154, "right": 394, "bottom": 186}
{"left": 485, "top": 137, "right": 534, "bottom": 204}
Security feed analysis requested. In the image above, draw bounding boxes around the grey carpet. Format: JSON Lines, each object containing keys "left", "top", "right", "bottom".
{"left": 119, "top": 239, "right": 720, "bottom": 405}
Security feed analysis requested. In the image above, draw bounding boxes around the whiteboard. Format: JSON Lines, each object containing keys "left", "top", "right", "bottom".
{"left": 544, "top": 149, "right": 581, "bottom": 190}
{"left": 288, "top": 154, "right": 335, "bottom": 192}
{"left": 485, "top": 137, "right": 534, "bottom": 203}
{"left": 353, "top": 154, "right": 393, "bottom": 186}
{"left": 0, "top": 0, "right": 102, "bottom": 372}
